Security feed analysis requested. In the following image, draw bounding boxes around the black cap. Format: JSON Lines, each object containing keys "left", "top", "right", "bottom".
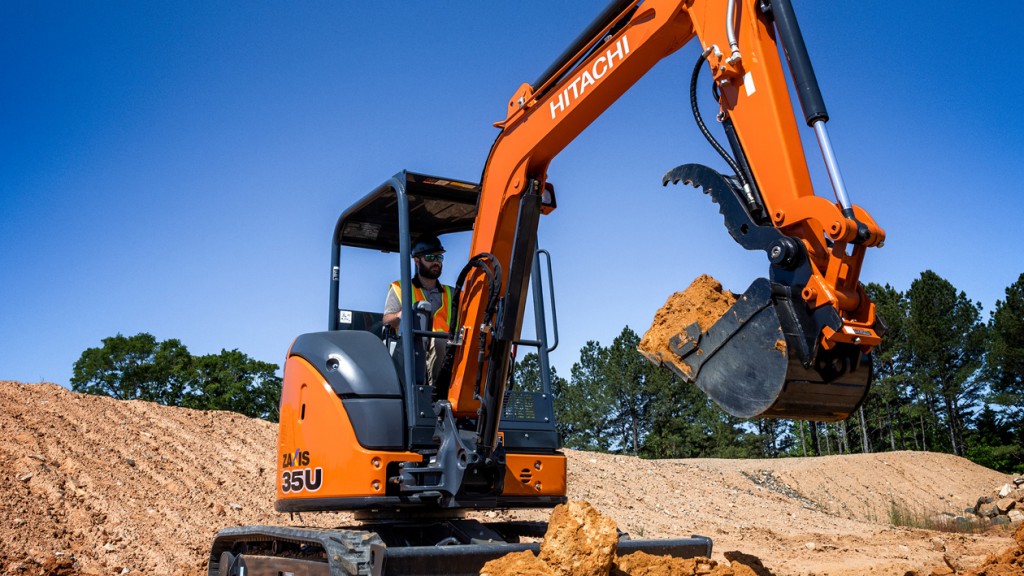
{"left": 411, "top": 235, "right": 444, "bottom": 256}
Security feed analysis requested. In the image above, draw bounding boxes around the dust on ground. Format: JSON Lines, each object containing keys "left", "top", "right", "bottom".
{"left": 1, "top": 381, "right": 1019, "bottom": 575}
{"left": 637, "top": 274, "right": 736, "bottom": 378}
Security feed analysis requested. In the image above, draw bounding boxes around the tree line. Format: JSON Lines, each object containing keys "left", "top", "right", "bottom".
{"left": 71, "top": 269, "right": 1022, "bottom": 473}
{"left": 514, "top": 270, "right": 1024, "bottom": 474}
{"left": 71, "top": 333, "right": 281, "bottom": 421}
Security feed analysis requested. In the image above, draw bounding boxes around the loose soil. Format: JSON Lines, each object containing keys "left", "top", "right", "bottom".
{"left": 1, "top": 381, "right": 1020, "bottom": 575}
{"left": 638, "top": 274, "right": 736, "bottom": 378}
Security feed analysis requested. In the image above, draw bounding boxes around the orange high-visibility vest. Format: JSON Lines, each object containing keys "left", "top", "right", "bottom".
{"left": 389, "top": 280, "right": 453, "bottom": 332}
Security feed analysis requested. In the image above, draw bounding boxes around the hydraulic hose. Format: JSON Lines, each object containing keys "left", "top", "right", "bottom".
{"left": 436, "top": 253, "right": 502, "bottom": 397}
{"left": 689, "top": 51, "right": 747, "bottom": 189}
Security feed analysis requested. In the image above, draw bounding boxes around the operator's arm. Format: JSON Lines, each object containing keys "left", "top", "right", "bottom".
{"left": 383, "top": 287, "right": 401, "bottom": 329}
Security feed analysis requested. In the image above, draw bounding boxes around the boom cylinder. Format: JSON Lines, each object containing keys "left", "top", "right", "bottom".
{"left": 769, "top": 0, "right": 855, "bottom": 215}
{"left": 768, "top": 0, "right": 827, "bottom": 126}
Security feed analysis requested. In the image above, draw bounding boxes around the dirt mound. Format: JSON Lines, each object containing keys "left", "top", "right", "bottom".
{"left": 0, "top": 381, "right": 340, "bottom": 575}
{"left": 637, "top": 274, "right": 736, "bottom": 378}
{"left": 0, "top": 381, "right": 1019, "bottom": 575}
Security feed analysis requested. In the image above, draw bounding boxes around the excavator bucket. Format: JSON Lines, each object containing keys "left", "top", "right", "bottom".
{"left": 663, "top": 278, "right": 787, "bottom": 418}
{"left": 643, "top": 277, "right": 871, "bottom": 422}
{"left": 652, "top": 164, "right": 873, "bottom": 422}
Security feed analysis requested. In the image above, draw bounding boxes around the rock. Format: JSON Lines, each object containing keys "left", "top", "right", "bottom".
{"left": 996, "top": 498, "right": 1017, "bottom": 514}
{"left": 978, "top": 503, "right": 1000, "bottom": 518}
{"left": 953, "top": 516, "right": 976, "bottom": 530}
{"left": 103, "top": 543, "right": 116, "bottom": 552}
{"left": 18, "top": 472, "right": 33, "bottom": 482}
{"left": 538, "top": 501, "right": 618, "bottom": 576}
{"left": 998, "top": 484, "right": 1014, "bottom": 498}
{"left": 228, "top": 502, "right": 242, "bottom": 511}
{"left": 930, "top": 512, "right": 956, "bottom": 528}
{"left": 1009, "top": 510, "right": 1024, "bottom": 525}
{"left": 975, "top": 495, "right": 993, "bottom": 512}
{"left": 1013, "top": 477, "right": 1024, "bottom": 486}
{"left": 992, "top": 515, "right": 1011, "bottom": 526}
{"left": 616, "top": 551, "right": 717, "bottom": 576}
{"left": 480, "top": 550, "right": 554, "bottom": 576}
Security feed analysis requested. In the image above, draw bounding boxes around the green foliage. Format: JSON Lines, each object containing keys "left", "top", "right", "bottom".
{"left": 861, "top": 283, "right": 917, "bottom": 452}
{"left": 964, "top": 406, "right": 1024, "bottom": 474}
{"left": 987, "top": 273, "right": 1024, "bottom": 426}
{"left": 509, "top": 351, "right": 563, "bottom": 395}
{"left": 72, "top": 333, "right": 281, "bottom": 421}
{"left": 886, "top": 498, "right": 982, "bottom": 533}
{"left": 559, "top": 341, "right": 616, "bottom": 451}
{"left": 604, "top": 328, "right": 658, "bottom": 454}
{"left": 537, "top": 270, "right": 1023, "bottom": 467}
{"left": 906, "top": 270, "right": 987, "bottom": 456}
{"left": 70, "top": 333, "right": 192, "bottom": 405}
{"left": 184, "top": 350, "right": 282, "bottom": 421}
{"left": 522, "top": 327, "right": 753, "bottom": 458}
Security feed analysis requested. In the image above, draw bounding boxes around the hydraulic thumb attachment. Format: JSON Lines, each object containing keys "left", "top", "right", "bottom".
{"left": 650, "top": 164, "right": 874, "bottom": 422}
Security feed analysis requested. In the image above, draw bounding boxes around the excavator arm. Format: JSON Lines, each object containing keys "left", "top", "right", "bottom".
{"left": 446, "top": 0, "right": 885, "bottom": 460}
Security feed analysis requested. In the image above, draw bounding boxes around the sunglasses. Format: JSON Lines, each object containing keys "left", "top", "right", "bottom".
{"left": 419, "top": 253, "right": 444, "bottom": 262}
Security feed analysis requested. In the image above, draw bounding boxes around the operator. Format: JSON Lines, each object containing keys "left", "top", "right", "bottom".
{"left": 383, "top": 235, "right": 453, "bottom": 386}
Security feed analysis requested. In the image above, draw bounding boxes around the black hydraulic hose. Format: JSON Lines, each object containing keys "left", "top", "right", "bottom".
{"left": 690, "top": 52, "right": 748, "bottom": 190}
{"left": 449, "top": 257, "right": 491, "bottom": 335}
{"left": 437, "top": 253, "right": 503, "bottom": 396}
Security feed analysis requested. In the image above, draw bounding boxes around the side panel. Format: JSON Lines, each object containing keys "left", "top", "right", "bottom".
{"left": 501, "top": 452, "right": 567, "bottom": 498}
{"left": 276, "top": 355, "right": 421, "bottom": 506}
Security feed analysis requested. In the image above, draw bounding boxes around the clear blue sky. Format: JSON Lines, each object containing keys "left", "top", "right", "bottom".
{"left": 2, "top": 2, "right": 1022, "bottom": 386}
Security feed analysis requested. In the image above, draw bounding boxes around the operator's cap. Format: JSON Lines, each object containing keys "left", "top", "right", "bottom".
{"left": 411, "top": 235, "right": 445, "bottom": 256}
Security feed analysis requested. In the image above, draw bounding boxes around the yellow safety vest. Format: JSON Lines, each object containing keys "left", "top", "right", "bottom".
{"left": 390, "top": 280, "right": 453, "bottom": 332}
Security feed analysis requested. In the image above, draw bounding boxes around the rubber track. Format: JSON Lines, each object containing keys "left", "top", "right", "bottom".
{"left": 208, "top": 525, "right": 383, "bottom": 576}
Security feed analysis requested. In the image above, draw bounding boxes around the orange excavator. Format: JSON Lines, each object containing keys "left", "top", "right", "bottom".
{"left": 209, "top": 0, "right": 885, "bottom": 574}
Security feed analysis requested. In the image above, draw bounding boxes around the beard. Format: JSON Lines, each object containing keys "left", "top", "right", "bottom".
{"left": 417, "top": 261, "right": 442, "bottom": 280}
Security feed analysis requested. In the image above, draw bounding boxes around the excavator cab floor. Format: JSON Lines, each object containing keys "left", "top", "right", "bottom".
{"left": 641, "top": 278, "right": 870, "bottom": 422}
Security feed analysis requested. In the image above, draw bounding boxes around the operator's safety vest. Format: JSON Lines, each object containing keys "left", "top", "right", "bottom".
{"left": 389, "top": 280, "right": 453, "bottom": 332}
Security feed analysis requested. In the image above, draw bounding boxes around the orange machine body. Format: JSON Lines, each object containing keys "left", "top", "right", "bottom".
{"left": 275, "top": 353, "right": 565, "bottom": 510}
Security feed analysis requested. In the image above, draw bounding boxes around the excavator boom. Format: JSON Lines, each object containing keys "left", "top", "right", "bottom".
{"left": 451, "top": 0, "right": 884, "bottom": 443}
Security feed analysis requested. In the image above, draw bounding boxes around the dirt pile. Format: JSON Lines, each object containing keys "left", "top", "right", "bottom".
{"left": 481, "top": 501, "right": 617, "bottom": 576}
{"left": 1, "top": 380, "right": 1020, "bottom": 575}
{"left": 910, "top": 523, "right": 1024, "bottom": 576}
{"left": 0, "top": 381, "right": 340, "bottom": 575}
{"left": 637, "top": 274, "right": 736, "bottom": 378}
{"left": 481, "top": 501, "right": 770, "bottom": 576}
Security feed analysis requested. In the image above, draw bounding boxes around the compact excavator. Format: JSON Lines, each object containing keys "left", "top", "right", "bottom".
{"left": 209, "top": 0, "right": 886, "bottom": 574}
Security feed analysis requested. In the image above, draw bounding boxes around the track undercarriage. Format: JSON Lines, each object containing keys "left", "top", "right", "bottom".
{"left": 209, "top": 518, "right": 712, "bottom": 576}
